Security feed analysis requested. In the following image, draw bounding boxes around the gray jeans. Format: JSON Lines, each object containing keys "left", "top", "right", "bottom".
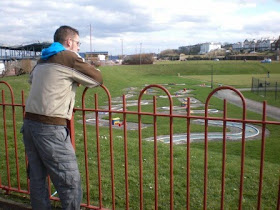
{"left": 22, "top": 119, "right": 82, "bottom": 210}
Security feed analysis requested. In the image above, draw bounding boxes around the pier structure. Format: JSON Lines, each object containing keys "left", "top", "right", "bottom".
{"left": 0, "top": 42, "right": 51, "bottom": 61}
{"left": 0, "top": 42, "right": 51, "bottom": 76}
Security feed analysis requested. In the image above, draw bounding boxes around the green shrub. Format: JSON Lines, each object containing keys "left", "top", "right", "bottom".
{"left": 122, "top": 53, "right": 154, "bottom": 65}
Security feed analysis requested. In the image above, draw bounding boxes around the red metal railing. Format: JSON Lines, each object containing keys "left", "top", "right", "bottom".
{"left": 0, "top": 80, "right": 280, "bottom": 209}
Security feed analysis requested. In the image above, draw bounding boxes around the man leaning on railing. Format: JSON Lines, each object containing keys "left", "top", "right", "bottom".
{"left": 21, "top": 25, "right": 103, "bottom": 210}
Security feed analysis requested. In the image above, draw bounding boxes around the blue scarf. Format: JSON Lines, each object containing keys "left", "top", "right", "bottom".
{"left": 41, "top": 42, "right": 65, "bottom": 60}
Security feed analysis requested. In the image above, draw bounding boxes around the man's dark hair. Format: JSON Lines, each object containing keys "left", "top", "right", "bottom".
{"left": 54, "top": 25, "right": 79, "bottom": 43}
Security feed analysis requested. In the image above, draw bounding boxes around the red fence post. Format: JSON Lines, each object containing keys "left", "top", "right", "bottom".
{"left": 22, "top": 90, "right": 30, "bottom": 193}
{"left": 82, "top": 88, "right": 91, "bottom": 206}
{"left": 277, "top": 177, "right": 280, "bottom": 210}
{"left": 257, "top": 101, "right": 267, "bottom": 209}
{"left": 95, "top": 93, "right": 103, "bottom": 209}
{"left": 153, "top": 95, "right": 158, "bottom": 210}
{"left": 122, "top": 94, "right": 130, "bottom": 209}
{"left": 2, "top": 90, "right": 11, "bottom": 193}
{"left": 186, "top": 97, "right": 191, "bottom": 210}
{"left": 221, "top": 99, "right": 227, "bottom": 210}
{"left": 100, "top": 84, "right": 115, "bottom": 210}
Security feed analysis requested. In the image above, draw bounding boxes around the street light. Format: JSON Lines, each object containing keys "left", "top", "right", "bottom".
{"left": 121, "top": 38, "right": 123, "bottom": 60}
{"left": 211, "top": 64, "right": 213, "bottom": 89}
{"left": 140, "top": 42, "right": 142, "bottom": 65}
{"left": 90, "top": 24, "right": 92, "bottom": 52}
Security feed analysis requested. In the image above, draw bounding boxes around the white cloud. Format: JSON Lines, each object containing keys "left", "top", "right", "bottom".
{"left": 0, "top": 0, "right": 279, "bottom": 54}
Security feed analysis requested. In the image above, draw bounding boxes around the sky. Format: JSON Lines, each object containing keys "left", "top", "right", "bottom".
{"left": 0, "top": 0, "right": 280, "bottom": 55}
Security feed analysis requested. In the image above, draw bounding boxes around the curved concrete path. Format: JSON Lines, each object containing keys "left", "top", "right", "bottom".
{"left": 214, "top": 89, "right": 280, "bottom": 121}
{"left": 144, "top": 119, "right": 260, "bottom": 144}
{"left": 82, "top": 85, "right": 263, "bottom": 144}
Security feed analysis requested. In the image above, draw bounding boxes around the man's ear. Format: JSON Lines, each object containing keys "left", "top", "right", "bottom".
{"left": 64, "top": 39, "right": 71, "bottom": 49}
{"left": 66, "top": 40, "right": 71, "bottom": 48}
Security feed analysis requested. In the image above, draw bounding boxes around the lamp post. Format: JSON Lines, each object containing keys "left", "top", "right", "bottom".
{"left": 122, "top": 39, "right": 123, "bottom": 60}
{"left": 90, "top": 24, "right": 92, "bottom": 52}
{"left": 211, "top": 64, "right": 214, "bottom": 89}
{"left": 120, "top": 38, "right": 123, "bottom": 60}
{"left": 140, "top": 42, "right": 142, "bottom": 65}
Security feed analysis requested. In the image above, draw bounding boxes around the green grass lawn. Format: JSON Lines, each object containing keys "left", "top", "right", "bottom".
{"left": 0, "top": 60, "right": 279, "bottom": 209}
{"left": 182, "top": 74, "right": 280, "bottom": 88}
{"left": 241, "top": 90, "right": 280, "bottom": 108}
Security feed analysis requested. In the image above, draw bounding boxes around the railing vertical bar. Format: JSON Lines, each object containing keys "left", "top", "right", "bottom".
{"left": 257, "top": 101, "right": 267, "bottom": 210}
{"left": 238, "top": 97, "right": 247, "bottom": 210}
{"left": 123, "top": 95, "right": 129, "bottom": 209}
{"left": 138, "top": 95, "right": 143, "bottom": 210}
{"left": 82, "top": 92, "right": 90, "bottom": 205}
{"left": 257, "top": 79, "right": 259, "bottom": 95}
{"left": 153, "top": 96, "right": 158, "bottom": 210}
{"left": 277, "top": 177, "right": 280, "bottom": 210}
{"left": 11, "top": 88, "right": 20, "bottom": 190}
{"left": 2, "top": 90, "right": 11, "bottom": 191}
{"left": 264, "top": 78, "right": 266, "bottom": 97}
{"left": 275, "top": 82, "right": 278, "bottom": 101}
{"left": 169, "top": 92, "right": 174, "bottom": 210}
{"left": 22, "top": 90, "right": 30, "bottom": 192}
{"left": 221, "top": 99, "right": 227, "bottom": 210}
{"left": 0, "top": 91, "right": 3, "bottom": 187}
{"left": 108, "top": 93, "right": 115, "bottom": 210}
{"left": 203, "top": 102, "right": 208, "bottom": 210}
{"left": 99, "top": 84, "right": 115, "bottom": 210}
{"left": 95, "top": 94, "right": 103, "bottom": 208}
{"left": 186, "top": 97, "right": 191, "bottom": 210}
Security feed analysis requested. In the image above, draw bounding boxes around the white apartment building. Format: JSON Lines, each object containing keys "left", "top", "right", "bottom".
{"left": 199, "top": 42, "right": 221, "bottom": 54}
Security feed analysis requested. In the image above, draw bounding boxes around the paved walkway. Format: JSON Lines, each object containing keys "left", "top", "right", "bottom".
{"left": 214, "top": 89, "right": 280, "bottom": 121}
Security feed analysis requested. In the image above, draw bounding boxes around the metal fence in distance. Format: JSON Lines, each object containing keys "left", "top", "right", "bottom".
{"left": 251, "top": 77, "right": 280, "bottom": 100}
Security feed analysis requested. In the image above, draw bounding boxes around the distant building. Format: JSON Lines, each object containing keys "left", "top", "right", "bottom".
{"left": 179, "top": 35, "right": 279, "bottom": 56}
{"left": 199, "top": 42, "right": 221, "bottom": 54}
{"left": 232, "top": 42, "right": 243, "bottom": 51}
{"left": 232, "top": 37, "right": 276, "bottom": 52}
{"left": 82, "top": 51, "right": 109, "bottom": 60}
{"left": 257, "top": 38, "right": 275, "bottom": 51}
{"left": 79, "top": 51, "right": 109, "bottom": 66}
{"left": 179, "top": 44, "right": 201, "bottom": 55}
{"left": 271, "top": 36, "right": 280, "bottom": 51}
{"left": 243, "top": 39, "right": 256, "bottom": 51}
{"left": 0, "top": 42, "right": 51, "bottom": 60}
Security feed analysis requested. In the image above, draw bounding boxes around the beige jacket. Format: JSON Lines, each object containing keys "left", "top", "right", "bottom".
{"left": 25, "top": 50, "right": 103, "bottom": 120}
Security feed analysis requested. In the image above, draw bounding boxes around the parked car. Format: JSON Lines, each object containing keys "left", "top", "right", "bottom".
{"left": 261, "top": 58, "right": 272, "bottom": 63}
